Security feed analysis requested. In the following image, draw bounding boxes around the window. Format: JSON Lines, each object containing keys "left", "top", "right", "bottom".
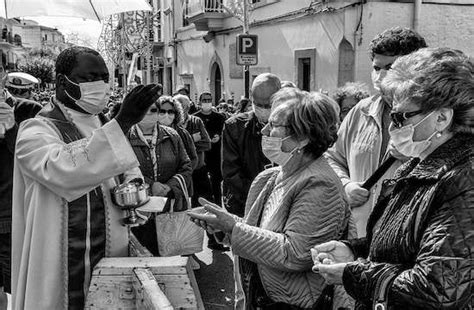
{"left": 295, "top": 48, "right": 316, "bottom": 92}
{"left": 299, "top": 58, "right": 311, "bottom": 91}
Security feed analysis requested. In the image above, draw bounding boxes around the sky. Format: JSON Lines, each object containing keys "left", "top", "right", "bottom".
{"left": 30, "top": 16, "right": 103, "bottom": 49}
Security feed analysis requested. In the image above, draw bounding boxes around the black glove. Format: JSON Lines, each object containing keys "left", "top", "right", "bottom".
{"left": 115, "top": 84, "right": 162, "bottom": 133}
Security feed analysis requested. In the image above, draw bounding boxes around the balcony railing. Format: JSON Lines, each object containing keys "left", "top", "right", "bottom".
{"left": 187, "top": 0, "right": 225, "bottom": 18}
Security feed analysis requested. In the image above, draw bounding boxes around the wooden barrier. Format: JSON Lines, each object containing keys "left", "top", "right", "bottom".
{"left": 85, "top": 234, "right": 204, "bottom": 309}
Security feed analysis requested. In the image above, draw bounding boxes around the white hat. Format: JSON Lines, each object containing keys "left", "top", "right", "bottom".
{"left": 5, "top": 72, "right": 39, "bottom": 89}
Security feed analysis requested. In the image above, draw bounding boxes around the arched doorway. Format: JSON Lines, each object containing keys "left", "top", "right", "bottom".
{"left": 210, "top": 62, "right": 222, "bottom": 105}
{"left": 338, "top": 38, "right": 355, "bottom": 86}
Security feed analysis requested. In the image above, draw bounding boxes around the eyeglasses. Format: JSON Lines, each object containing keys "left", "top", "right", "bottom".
{"left": 268, "top": 121, "right": 289, "bottom": 131}
{"left": 390, "top": 110, "right": 424, "bottom": 128}
{"left": 159, "top": 109, "right": 176, "bottom": 115}
{"left": 201, "top": 99, "right": 212, "bottom": 103}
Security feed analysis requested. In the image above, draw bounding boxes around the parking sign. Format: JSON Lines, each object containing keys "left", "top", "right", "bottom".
{"left": 236, "top": 34, "right": 258, "bottom": 66}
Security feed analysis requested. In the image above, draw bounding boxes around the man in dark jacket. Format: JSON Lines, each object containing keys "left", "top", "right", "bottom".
{"left": 194, "top": 92, "right": 226, "bottom": 206}
{"left": 222, "top": 73, "right": 281, "bottom": 217}
{"left": 178, "top": 93, "right": 212, "bottom": 209}
{"left": 0, "top": 72, "right": 42, "bottom": 309}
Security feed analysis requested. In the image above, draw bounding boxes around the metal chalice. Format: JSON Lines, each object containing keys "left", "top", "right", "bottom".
{"left": 111, "top": 181, "right": 149, "bottom": 227}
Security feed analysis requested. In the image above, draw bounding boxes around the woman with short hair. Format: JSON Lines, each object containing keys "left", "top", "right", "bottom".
{"left": 157, "top": 95, "right": 198, "bottom": 170}
{"left": 189, "top": 88, "right": 355, "bottom": 309}
{"left": 127, "top": 100, "right": 192, "bottom": 256}
{"left": 313, "top": 48, "right": 474, "bottom": 309}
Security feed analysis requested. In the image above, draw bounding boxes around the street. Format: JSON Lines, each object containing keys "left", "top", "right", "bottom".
{"left": 193, "top": 236, "right": 235, "bottom": 310}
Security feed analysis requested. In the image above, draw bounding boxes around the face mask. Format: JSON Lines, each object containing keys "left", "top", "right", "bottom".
{"left": 261, "top": 135, "right": 305, "bottom": 167}
{"left": 254, "top": 105, "right": 272, "bottom": 123}
{"left": 371, "top": 69, "right": 387, "bottom": 93}
{"left": 389, "top": 111, "right": 437, "bottom": 158}
{"left": 140, "top": 113, "right": 158, "bottom": 127}
{"left": 158, "top": 113, "right": 175, "bottom": 127}
{"left": 201, "top": 102, "right": 212, "bottom": 112}
{"left": 64, "top": 75, "right": 109, "bottom": 115}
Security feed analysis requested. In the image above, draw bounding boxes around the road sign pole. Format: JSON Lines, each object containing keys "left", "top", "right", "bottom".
{"left": 243, "top": 0, "right": 249, "bottom": 98}
{"left": 244, "top": 66, "right": 250, "bottom": 98}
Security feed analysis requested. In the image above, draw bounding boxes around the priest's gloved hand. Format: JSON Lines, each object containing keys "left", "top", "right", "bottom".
{"left": 115, "top": 84, "right": 162, "bottom": 133}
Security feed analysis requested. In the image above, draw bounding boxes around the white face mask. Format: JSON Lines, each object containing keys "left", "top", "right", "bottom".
{"left": 389, "top": 111, "right": 437, "bottom": 158}
{"left": 261, "top": 135, "right": 305, "bottom": 167}
{"left": 201, "top": 102, "right": 212, "bottom": 112}
{"left": 254, "top": 105, "right": 272, "bottom": 123}
{"left": 64, "top": 75, "right": 109, "bottom": 115}
{"left": 158, "top": 113, "right": 175, "bottom": 127}
{"left": 141, "top": 113, "right": 158, "bottom": 127}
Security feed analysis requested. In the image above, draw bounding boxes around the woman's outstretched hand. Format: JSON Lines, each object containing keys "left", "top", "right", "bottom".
{"left": 187, "top": 198, "right": 239, "bottom": 234}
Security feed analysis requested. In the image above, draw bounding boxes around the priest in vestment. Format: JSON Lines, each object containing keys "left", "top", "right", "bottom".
{"left": 11, "top": 46, "right": 162, "bottom": 310}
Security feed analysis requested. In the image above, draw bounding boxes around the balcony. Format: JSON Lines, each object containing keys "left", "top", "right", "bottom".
{"left": 186, "top": 0, "right": 228, "bottom": 31}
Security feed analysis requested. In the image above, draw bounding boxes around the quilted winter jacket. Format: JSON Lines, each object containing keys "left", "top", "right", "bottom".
{"left": 342, "top": 133, "right": 474, "bottom": 310}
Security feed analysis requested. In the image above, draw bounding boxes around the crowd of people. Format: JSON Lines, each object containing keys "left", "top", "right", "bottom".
{"left": 0, "top": 26, "right": 472, "bottom": 310}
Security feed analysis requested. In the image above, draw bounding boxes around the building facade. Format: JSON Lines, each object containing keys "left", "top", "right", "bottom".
{"left": 156, "top": 0, "right": 474, "bottom": 103}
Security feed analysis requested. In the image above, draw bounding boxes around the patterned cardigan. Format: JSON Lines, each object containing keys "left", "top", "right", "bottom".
{"left": 229, "top": 156, "right": 355, "bottom": 309}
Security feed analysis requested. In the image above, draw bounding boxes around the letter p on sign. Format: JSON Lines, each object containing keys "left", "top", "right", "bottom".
{"left": 237, "top": 34, "right": 258, "bottom": 66}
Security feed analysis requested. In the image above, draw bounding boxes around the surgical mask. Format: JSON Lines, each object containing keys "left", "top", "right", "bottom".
{"left": 371, "top": 69, "right": 387, "bottom": 92}
{"left": 389, "top": 111, "right": 437, "bottom": 158}
{"left": 64, "top": 75, "right": 109, "bottom": 115}
{"left": 254, "top": 105, "right": 272, "bottom": 123}
{"left": 140, "top": 113, "right": 158, "bottom": 127}
{"left": 158, "top": 113, "right": 174, "bottom": 126}
{"left": 201, "top": 102, "right": 212, "bottom": 112}
{"left": 261, "top": 135, "right": 305, "bottom": 167}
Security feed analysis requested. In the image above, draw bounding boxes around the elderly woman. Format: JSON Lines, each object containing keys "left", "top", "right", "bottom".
{"left": 127, "top": 101, "right": 192, "bottom": 256}
{"left": 189, "top": 88, "right": 355, "bottom": 309}
{"left": 333, "top": 82, "right": 370, "bottom": 121}
{"left": 313, "top": 48, "right": 474, "bottom": 309}
{"left": 158, "top": 95, "right": 198, "bottom": 170}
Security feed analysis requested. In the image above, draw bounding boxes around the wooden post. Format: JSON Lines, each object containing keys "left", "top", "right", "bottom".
{"left": 133, "top": 268, "right": 173, "bottom": 309}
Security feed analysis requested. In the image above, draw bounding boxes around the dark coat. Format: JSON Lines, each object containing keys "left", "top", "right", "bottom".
{"left": 184, "top": 115, "right": 211, "bottom": 169}
{"left": 221, "top": 111, "right": 270, "bottom": 216}
{"left": 343, "top": 133, "right": 474, "bottom": 310}
{"left": 173, "top": 125, "right": 198, "bottom": 171}
{"left": 127, "top": 125, "right": 192, "bottom": 212}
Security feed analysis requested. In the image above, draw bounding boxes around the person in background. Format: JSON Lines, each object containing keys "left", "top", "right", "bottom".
{"left": 175, "top": 85, "right": 198, "bottom": 114}
{"left": 189, "top": 88, "right": 355, "bottom": 310}
{"left": 127, "top": 101, "right": 193, "bottom": 257}
{"left": 0, "top": 72, "right": 43, "bottom": 310}
{"left": 194, "top": 91, "right": 227, "bottom": 250}
{"left": 159, "top": 95, "right": 198, "bottom": 170}
{"left": 217, "top": 102, "right": 232, "bottom": 119}
{"left": 221, "top": 73, "right": 280, "bottom": 217}
{"left": 11, "top": 46, "right": 160, "bottom": 309}
{"left": 280, "top": 80, "right": 296, "bottom": 88}
{"left": 325, "top": 27, "right": 427, "bottom": 237}
{"left": 333, "top": 82, "right": 370, "bottom": 121}
{"left": 178, "top": 93, "right": 212, "bottom": 209}
{"left": 236, "top": 98, "right": 252, "bottom": 114}
{"left": 313, "top": 47, "right": 474, "bottom": 310}
{"left": 194, "top": 92, "right": 226, "bottom": 205}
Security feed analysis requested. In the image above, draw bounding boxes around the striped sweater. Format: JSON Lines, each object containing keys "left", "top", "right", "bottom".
{"left": 231, "top": 156, "right": 354, "bottom": 309}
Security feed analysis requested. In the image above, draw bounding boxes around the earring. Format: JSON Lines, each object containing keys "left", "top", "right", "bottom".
{"left": 436, "top": 131, "right": 443, "bottom": 138}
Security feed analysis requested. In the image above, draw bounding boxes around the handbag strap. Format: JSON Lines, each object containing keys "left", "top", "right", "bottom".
{"left": 172, "top": 174, "right": 190, "bottom": 212}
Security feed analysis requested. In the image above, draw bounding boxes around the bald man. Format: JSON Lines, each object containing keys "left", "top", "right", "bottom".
{"left": 221, "top": 73, "right": 281, "bottom": 217}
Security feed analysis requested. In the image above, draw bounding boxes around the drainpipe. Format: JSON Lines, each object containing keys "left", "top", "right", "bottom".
{"left": 413, "top": 0, "right": 422, "bottom": 32}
